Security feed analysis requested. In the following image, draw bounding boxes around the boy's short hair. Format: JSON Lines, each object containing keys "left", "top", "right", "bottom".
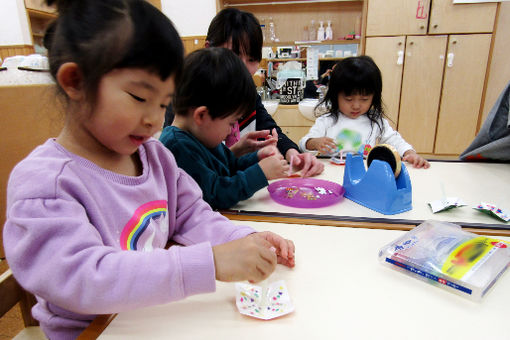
{"left": 173, "top": 47, "right": 256, "bottom": 120}
{"left": 206, "top": 8, "right": 263, "bottom": 62}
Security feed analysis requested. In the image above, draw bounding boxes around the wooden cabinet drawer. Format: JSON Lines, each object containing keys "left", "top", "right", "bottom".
{"left": 272, "top": 106, "right": 314, "bottom": 127}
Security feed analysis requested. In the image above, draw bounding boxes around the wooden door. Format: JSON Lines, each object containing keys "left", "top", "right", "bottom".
{"left": 397, "top": 35, "right": 447, "bottom": 153}
{"left": 366, "top": 0, "right": 430, "bottom": 36}
{"left": 429, "top": 0, "right": 496, "bottom": 34}
{"left": 434, "top": 34, "right": 492, "bottom": 155}
{"left": 365, "top": 36, "right": 406, "bottom": 129}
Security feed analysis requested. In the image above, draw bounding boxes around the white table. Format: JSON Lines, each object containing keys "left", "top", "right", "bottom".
{"left": 226, "top": 160, "right": 510, "bottom": 230}
{"left": 94, "top": 221, "right": 510, "bottom": 340}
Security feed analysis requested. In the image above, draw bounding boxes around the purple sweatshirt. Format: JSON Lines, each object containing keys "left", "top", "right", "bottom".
{"left": 3, "top": 138, "right": 255, "bottom": 340}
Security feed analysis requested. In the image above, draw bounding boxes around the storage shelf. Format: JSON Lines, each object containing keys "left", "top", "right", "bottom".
{"left": 264, "top": 39, "right": 359, "bottom": 47}
{"left": 224, "top": 0, "right": 362, "bottom": 6}
{"left": 265, "top": 57, "right": 344, "bottom": 62}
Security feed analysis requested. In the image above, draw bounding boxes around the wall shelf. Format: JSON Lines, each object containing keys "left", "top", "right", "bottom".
{"left": 264, "top": 39, "right": 359, "bottom": 47}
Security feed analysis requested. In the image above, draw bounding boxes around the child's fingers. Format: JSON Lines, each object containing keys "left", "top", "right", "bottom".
{"left": 271, "top": 128, "right": 278, "bottom": 140}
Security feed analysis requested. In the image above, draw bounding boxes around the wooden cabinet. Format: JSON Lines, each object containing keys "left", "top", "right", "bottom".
{"left": 365, "top": 0, "right": 497, "bottom": 156}
{"left": 363, "top": 36, "right": 405, "bottom": 129}
{"left": 435, "top": 34, "right": 492, "bottom": 154}
{"left": 366, "top": 0, "right": 430, "bottom": 36}
{"left": 429, "top": 0, "right": 496, "bottom": 34}
{"left": 181, "top": 36, "right": 207, "bottom": 55}
{"left": 271, "top": 106, "right": 314, "bottom": 145}
{"left": 396, "top": 35, "right": 447, "bottom": 153}
{"left": 366, "top": 0, "right": 496, "bottom": 36}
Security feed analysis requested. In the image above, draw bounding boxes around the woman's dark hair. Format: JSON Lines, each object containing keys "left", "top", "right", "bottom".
{"left": 319, "top": 55, "right": 386, "bottom": 133}
{"left": 44, "top": 0, "right": 184, "bottom": 104}
{"left": 173, "top": 47, "right": 256, "bottom": 120}
{"left": 206, "top": 8, "right": 262, "bottom": 62}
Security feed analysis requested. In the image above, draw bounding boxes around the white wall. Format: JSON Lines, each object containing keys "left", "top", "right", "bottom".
{"left": 0, "top": 0, "right": 32, "bottom": 46}
{"left": 161, "top": 0, "right": 216, "bottom": 36}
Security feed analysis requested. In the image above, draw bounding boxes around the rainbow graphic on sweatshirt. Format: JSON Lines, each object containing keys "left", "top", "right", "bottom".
{"left": 120, "top": 200, "right": 167, "bottom": 250}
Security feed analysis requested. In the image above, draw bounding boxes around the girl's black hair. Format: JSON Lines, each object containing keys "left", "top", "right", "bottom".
{"left": 173, "top": 47, "right": 256, "bottom": 120}
{"left": 319, "top": 55, "right": 386, "bottom": 134}
{"left": 206, "top": 8, "right": 262, "bottom": 62}
{"left": 44, "top": 0, "right": 184, "bottom": 103}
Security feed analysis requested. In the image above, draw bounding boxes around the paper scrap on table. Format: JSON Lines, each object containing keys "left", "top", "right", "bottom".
{"left": 235, "top": 280, "right": 294, "bottom": 320}
{"left": 473, "top": 202, "right": 510, "bottom": 222}
{"left": 428, "top": 197, "right": 466, "bottom": 213}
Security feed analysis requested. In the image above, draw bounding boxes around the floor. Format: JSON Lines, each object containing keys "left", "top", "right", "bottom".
{"left": 0, "top": 260, "right": 25, "bottom": 340}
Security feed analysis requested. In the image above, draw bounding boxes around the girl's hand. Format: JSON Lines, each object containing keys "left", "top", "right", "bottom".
{"left": 286, "top": 149, "right": 324, "bottom": 177}
{"left": 403, "top": 150, "right": 430, "bottom": 169}
{"left": 259, "top": 154, "right": 289, "bottom": 180}
{"left": 254, "top": 231, "right": 295, "bottom": 268}
{"left": 230, "top": 129, "right": 278, "bottom": 157}
{"left": 306, "top": 137, "right": 337, "bottom": 155}
{"left": 258, "top": 145, "right": 279, "bottom": 160}
{"left": 212, "top": 234, "right": 277, "bottom": 283}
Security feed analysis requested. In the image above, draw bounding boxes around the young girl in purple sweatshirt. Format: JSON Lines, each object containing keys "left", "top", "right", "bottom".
{"left": 2, "top": 1, "right": 294, "bottom": 339}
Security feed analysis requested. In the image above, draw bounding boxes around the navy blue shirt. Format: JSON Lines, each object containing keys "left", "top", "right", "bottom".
{"left": 160, "top": 126, "right": 268, "bottom": 210}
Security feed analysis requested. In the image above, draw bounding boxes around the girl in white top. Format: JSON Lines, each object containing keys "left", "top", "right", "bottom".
{"left": 299, "top": 56, "right": 429, "bottom": 169}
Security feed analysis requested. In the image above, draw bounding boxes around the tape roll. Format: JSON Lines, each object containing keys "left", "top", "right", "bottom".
{"left": 367, "top": 144, "right": 401, "bottom": 177}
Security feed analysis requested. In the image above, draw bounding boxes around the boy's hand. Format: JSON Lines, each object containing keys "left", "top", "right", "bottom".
{"left": 259, "top": 154, "right": 289, "bottom": 180}
{"left": 258, "top": 145, "right": 279, "bottom": 160}
{"left": 286, "top": 149, "right": 324, "bottom": 177}
{"left": 403, "top": 150, "right": 430, "bottom": 169}
{"left": 230, "top": 129, "right": 278, "bottom": 157}
{"left": 212, "top": 234, "right": 277, "bottom": 283}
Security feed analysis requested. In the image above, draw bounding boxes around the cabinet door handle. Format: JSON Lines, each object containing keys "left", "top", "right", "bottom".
{"left": 447, "top": 52, "right": 455, "bottom": 67}
{"left": 397, "top": 50, "right": 404, "bottom": 65}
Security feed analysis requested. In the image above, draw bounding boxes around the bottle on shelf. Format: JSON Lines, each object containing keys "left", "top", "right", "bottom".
{"left": 303, "top": 25, "right": 309, "bottom": 42}
{"left": 268, "top": 17, "right": 278, "bottom": 43}
{"left": 260, "top": 17, "right": 267, "bottom": 42}
{"left": 317, "top": 21, "right": 325, "bottom": 41}
{"left": 309, "top": 20, "right": 316, "bottom": 41}
{"left": 325, "top": 20, "right": 333, "bottom": 40}
{"left": 355, "top": 15, "right": 361, "bottom": 39}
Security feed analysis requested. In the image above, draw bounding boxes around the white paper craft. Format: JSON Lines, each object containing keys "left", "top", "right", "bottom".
{"left": 428, "top": 197, "right": 466, "bottom": 213}
{"left": 473, "top": 202, "right": 510, "bottom": 222}
{"left": 235, "top": 280, "right": 294, "bottom": 320}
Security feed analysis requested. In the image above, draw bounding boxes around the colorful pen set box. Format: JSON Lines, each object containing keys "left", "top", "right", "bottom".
{"left": 378, "top": 220, "right": 510, "bottom": 301}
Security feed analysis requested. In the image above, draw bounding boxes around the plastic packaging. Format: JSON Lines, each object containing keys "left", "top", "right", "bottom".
{"left": 378, "top": 220, "right": 510, "bottom": 301}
